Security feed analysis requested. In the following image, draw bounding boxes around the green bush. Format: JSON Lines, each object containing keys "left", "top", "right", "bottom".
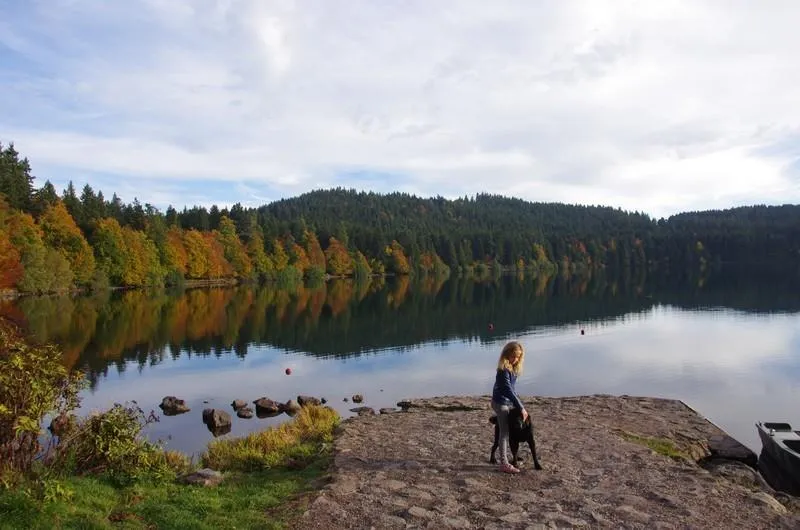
{"left": 47, "top": 402, "right": 184, "bottom": 485}
{"left": 0, "top": 320, "right": 85, "bottom": 485}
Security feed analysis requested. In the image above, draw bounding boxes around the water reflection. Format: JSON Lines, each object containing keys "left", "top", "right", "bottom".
{"left": 2, "top": 267, "right": 799, "bottom": 456}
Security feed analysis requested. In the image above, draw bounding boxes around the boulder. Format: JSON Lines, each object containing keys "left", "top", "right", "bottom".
{"left": 202, "top": 408, "right": 232, "bottom": 431}
{"left": 159, "top": 396, "right": 190, "bottom": 416}
{"left": 231, "top": 399, "right": 248, "bottom": 411}
{"left": 380, "top": 408, "right": 399, "bottom": 414}
{"left": 283, "top": 399, "right": 302, "bottom": 416}
{"left": 350, "top": 406, "right": 375, "bottom": 416}
{"left": 253, "top": 398, "right": 282, "bottom": 415}
{"left": 352, "top": 394, "right": 364, "bottom": 404}
{"left": 298, "top": 395, "right": 322, "bottom": 407}
{"left": 178, "top": 468, "right": 224, "bottom": 487}
{"left": 237, "top": 407, "right": 254, "bottom": 419}
{"left": 707, "top": 434, "right": 757, "bottom": 468}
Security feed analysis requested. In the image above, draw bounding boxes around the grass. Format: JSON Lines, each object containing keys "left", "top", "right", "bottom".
{"left": 0, "top": 406, "right": 339, "bottom": 530}
{"left": 203, "top": 405, "right": 339, "bottom": 472}
{"left": 616, "top": 430, "right": 688, "bottom": 460}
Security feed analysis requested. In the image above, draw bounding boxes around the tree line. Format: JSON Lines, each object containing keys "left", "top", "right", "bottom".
{"left": 1, "top": 142, "right": 799, "bottom": 294}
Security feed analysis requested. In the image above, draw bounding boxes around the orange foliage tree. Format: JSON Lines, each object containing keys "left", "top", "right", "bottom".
{"left": 39, "top": 202, "right": 95, "bottom": 284}
{"left": 302, "top": 229, "right": 326, "bottom": 273}
{"left": 384, "top": 240, "right": 410, "bottom": 275}
{"left": 325, "top": 237, "right": 353, "bottom": 276}
{"left": 0, "top": 199, "right": 22, "bottom": 289}
{"left": 206, "top": 232, "right": 233, "bottom": 278}
{"left": 164, "top": 226, "right": 188, "bottom": 278}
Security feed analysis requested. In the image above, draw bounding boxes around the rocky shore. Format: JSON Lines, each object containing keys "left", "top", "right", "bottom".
{"left": 295, "top": 394, "right": 800, "bottom": 529}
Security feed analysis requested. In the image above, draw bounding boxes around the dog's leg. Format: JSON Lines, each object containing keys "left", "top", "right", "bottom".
{"left": 489, "top": 423, "right": 500, "bottom": 464}
{"left": 510, "top": 439, "right": 520, "bottom": 466}
{"left": 528, "top": 433, "right": 543, "bottom": 470}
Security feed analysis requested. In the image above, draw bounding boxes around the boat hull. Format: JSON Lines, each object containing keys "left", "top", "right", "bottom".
{"left": 756, "top": 422, "right": 800, "bottom": 495}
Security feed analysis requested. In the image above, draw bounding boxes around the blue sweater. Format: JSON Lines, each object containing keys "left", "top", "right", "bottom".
{"left": 492, "top": 368, "right": 524, "bottom": 410}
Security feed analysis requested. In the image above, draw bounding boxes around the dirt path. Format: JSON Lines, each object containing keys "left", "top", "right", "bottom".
{"left": 294, "top": 395, "right": 800, "bottom": 529}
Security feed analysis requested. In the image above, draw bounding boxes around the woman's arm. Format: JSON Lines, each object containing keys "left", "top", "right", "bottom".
{"left": 498, "top": 369, "right": 524, "bottom": 411}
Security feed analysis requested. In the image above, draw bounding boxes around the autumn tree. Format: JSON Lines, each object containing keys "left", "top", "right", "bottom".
{"left": 38, "top": 202, "right": 95, "bottom": 284}
{"left": 183, "top": 229, "right": 210, "bottom": 279}
{"left": 385, "top": 240, "right": 410, "bottom": 275}
{"left": 325, "top": 237, "right": 354, "bottom": 276}
{"left": 121, "top": 226, "right": 164, "bottom": 285}
{"left": 243, "top": 222, "right": 272, "bottom": 280}
{"left": 0, "top": 198, "right": 22, "bottom": 289}
{"left": 216, "top": 216, "right": 252, "bottom": 278}
{"left": 163, "top": 226, "right": 188, "bottom": 281}
{"left": 7, "top": 209, "right": 71, "bottom": 292}
{"left": 206, "top": 232, "right": 233, "bottom": 278}
{"left": 288, "top": 241, "right": 310, "bottom": 277}
{"left": 301, "top": 228, "right": 327, "bottom": 278}
{"left": 352, "top": 250, "right": 372, "bottom": 280}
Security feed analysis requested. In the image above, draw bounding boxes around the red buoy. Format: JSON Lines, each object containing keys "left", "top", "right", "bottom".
{"left": 285, "top": 368, "right": 292, "bottom": 375}
{"left": 488, "top": 323, "right": 494, "bottom": 331}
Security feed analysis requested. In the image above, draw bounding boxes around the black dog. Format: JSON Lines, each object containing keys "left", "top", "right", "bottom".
{"left": 489, "top": 408, "right": 543, "bottom": 470}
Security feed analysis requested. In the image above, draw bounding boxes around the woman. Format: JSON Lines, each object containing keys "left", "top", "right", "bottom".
{"left": 491, "top": 341, "right": 528, "bottom": 474}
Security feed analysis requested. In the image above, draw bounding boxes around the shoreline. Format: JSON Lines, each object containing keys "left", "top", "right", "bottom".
{"left": 296, "top": 394, "right": 800, "bottom": 529}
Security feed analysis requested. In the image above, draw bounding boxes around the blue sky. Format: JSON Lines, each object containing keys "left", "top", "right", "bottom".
{"left": 2, "top": 0, "right": 800, "bottom": 218}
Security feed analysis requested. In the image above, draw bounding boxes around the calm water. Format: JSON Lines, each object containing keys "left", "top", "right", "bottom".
{"left": 4, "top": 268, "right": 800, "bottom": 457}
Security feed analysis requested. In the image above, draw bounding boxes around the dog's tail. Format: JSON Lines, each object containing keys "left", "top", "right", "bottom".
{"left": 488, "top": 415, "right": 497, "bottom": 425}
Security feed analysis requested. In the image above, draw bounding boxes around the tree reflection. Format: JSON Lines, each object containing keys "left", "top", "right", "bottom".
{"left": 1, "top": 265, "right": 798, "bottom": 384}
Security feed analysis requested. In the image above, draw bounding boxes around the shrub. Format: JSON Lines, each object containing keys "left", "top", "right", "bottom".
{"left": 0, "top": 320, "right": 85, "bottom": 485}
{"left": 46, "top": 402, "right": 180, "bottom": 484}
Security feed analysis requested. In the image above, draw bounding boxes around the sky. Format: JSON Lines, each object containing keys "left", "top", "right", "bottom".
{"left": 2, "top": 0, "right": 800, "bottom": 219}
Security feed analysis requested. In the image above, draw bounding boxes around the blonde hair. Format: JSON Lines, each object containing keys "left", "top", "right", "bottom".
{"left": 497, "top": 341, "right": 524, "bottom": 375}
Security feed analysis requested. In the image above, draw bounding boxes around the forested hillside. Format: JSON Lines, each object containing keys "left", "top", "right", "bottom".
{"left": 1, "top": 142, "right": 799, "bottom": 295}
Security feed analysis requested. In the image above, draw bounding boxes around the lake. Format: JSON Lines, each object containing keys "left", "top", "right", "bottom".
{"left": 3, "top": 267, "right": 800, "bottom": 458}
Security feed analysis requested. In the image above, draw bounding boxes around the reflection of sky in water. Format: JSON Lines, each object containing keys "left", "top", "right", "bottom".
{"left": 78, "top": 305, "right": 800, "bottom": 456}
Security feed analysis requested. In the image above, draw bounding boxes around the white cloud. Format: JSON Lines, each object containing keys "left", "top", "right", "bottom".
{"left": 3, "top": 0, "right": 800, "bottom": 216}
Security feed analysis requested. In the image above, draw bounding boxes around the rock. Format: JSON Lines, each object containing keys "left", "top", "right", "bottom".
{"left": 397, "top": 400, "right": 412, "bottom": 410}
{"left": 253, "top": 398, "right": 281, "bottom": 415}
{"left": 749, "top": 491, "right": 788, "bottom": 514}
{"left": 349, "top": 406, "right": 375, "bottom": 416}
{"left": 404, "top": 506, "right": 435, "bottom": 519}
{"left": 343, "top": 397, "right": 349, "bottom": 402}
{"left": 231, "top": 399, "right": 247, "bottom": 411}
{"left": 352, "top": 394, "right": 364, "bottom": 404}
{"left": 159, "top": 396, "right": 190, "bottom": 416}
{"left": 708, "top": 434, "right": 758, "bottom": 468}
{"left": 297, "top": 395, "right": 322, "bottom": 407}
{"left": 283, "top": 399, "right": 301, "bottom": 415}
{"left": 378, "top": 515, "right": 407, "bottom": 528}
{"left": 321, "top": 397, "right": 327, "bottom": 404}
{"left": 379, "top": 407, "right": 399, "bottom": 414}
{"left": 237, "top": 407, "right": 254, "bottom": 419}
{"left": 178, "top": 468, "right": 223, "bottom": 487}
{"left": 202, "top": 408, "right": 232, "bottom": 432}
{"left": 499, "top": 511, "right": 529, "bottom": 524}
{"left": 383, "top": 479, "right": 406, "bottom": 491}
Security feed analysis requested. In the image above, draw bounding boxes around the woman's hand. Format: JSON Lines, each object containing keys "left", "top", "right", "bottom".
{"left": 521, "top": 408, "right": 529, "bottom": 422}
